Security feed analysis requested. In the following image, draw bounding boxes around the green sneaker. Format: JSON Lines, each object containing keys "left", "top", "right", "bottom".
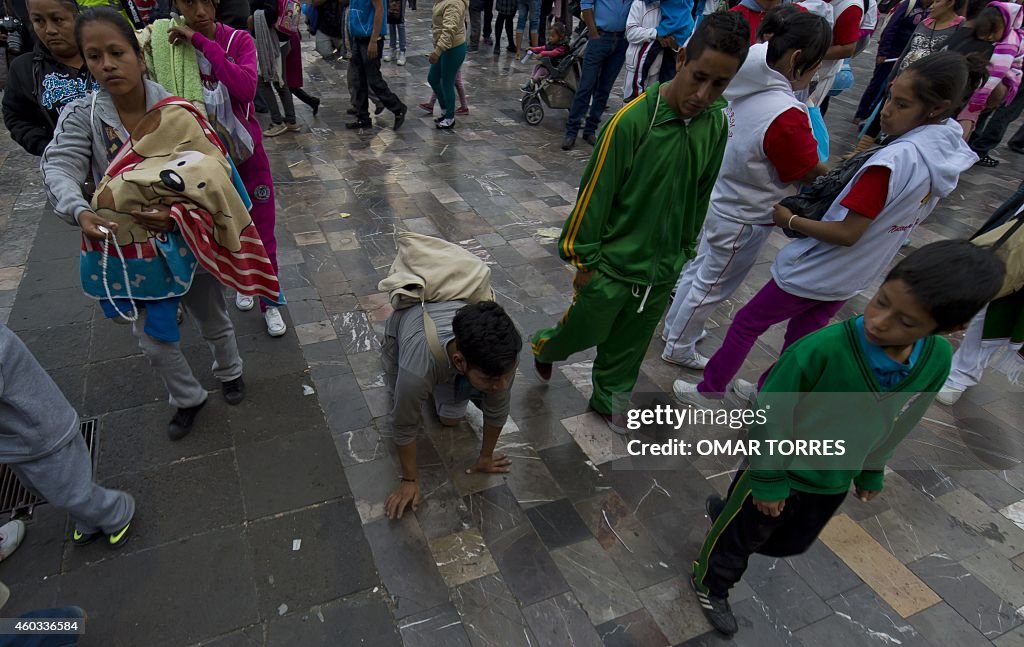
{"left": 72, "top": 528, "right": 100, "bottom": 547}
{"left": 107, "top": 521, "right": 132, "bottom": 549}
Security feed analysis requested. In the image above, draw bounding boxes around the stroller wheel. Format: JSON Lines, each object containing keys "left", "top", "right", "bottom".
{"left": 523, "top": 98, "right": 544, "bottom": 126}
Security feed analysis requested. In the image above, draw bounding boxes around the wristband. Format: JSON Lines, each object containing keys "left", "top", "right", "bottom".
{"left": 787, "top": 214, "right": 798, "bottom": 230}
{"left": 401, "top": 477, "right": 416, "bottom": 483}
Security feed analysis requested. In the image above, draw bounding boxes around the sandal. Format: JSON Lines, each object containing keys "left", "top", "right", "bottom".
{"left": 976, "top": 154, "right": 1000, "bottom": 167}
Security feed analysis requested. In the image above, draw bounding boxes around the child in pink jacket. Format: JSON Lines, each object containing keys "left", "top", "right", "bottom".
{"left": 169, "top": 0, "right": 288, "bottom": 337}
{"left": 521, "top": 21, "right": 569, "bottom": 91}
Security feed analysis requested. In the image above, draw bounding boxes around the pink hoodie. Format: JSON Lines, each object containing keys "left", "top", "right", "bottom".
{"left": 965, "top": 1, "right": 1024, "bottom": 116}
{"left": 190, "top": 23, "right": 264, "bottom": 150}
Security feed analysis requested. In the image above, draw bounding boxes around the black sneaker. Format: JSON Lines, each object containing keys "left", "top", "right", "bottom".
{"left": 375, "top": 104, "right": 386, "bottom": 115}
{"left": 691, "top": 575, "right": 738, "bottom": 636}
{"left": 394, "top": 107, "right": 407, "bottom": 131}
{"left": 107, "top": 520, "right": 132, "bottom": 549}
{"left": 706, "top": 495, "right": 725, "bottom": 524}
{"left": 72, "top": 528, "right": 100, "bottom": 547}
{"left": 346, "top": 107, "right": 357, "bottom": 115}
{"left": 561, "top": 136, "right": 575, "bottom": 151}
{"left": 582, "top": 132, "right": 597, "bottom": 146}
{"left": 345, "top": 120, "right": 373, "bottom": 130}
{"left": 534, "top": 359, "right": 552, "bottom": 383}
{"left": 222, "top": 376, "right": 246, "bottom": 405}
{"left": 168, "top": 400, "right": 207, "bottom": 441}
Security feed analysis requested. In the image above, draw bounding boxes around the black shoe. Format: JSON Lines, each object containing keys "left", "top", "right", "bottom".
{"left": 561, "top": 136, "right": 576, "bottom": 151}
{"left": 493, "top": 44, "right": 501, "bottom": 55}
{"left": 375, "top": 104, "right": 386, "bottom": 115}
{"left": 582, "top": 132, "right": 597, "bottom": 146}
{"left": 706, "top": 495, "right": 725, "bottom": 524}
{"left": 691, "top": 575, "right": 738, "bottom": 636}
{"left": 534, "top": 359, "right": 552, "bottom": 383}
{"left": 107, "top": 520, "right": 132, "bottom": 549}
{"left": 346, "top": 120, "right": 373, "bottom": 130}
{"left": 168, "top": 400, "right": 207, "bottom": 441}
{"left": 394, "top": 107, "right": 407, "bottom": 131}
{"left": 222, "top": 376, "right": 246, "bottom": 405}
{"left": 72, "top": 528, "right": 100, "bottom": 547}
{"left": 346, "top": 107, "right": 357, "bottom": 115}
{"left": 976, "top": 154, "right": 1000, "bottom": 168}
{"left": 506, "top": 45, "right": 517, "bottom": 53}
{"left": 311, "top": 97, "right": 321, "bottom": 116}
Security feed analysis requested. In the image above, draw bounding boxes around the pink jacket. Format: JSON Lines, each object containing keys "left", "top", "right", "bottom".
{"left": 964, "top": 1, "right": 1024, "bottom": 118}
{"left": 190, "top": 23, "right": 263, "bottom": 149}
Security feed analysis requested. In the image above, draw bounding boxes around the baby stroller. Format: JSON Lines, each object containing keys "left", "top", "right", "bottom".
{"left": 520, "top": 22, "right": 589, "bottom": 126}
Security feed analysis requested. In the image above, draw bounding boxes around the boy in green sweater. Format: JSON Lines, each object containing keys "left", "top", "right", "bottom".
{"left": 531, "top": 12, "right": 751, "bottom": 434}
{"left": 692, "top": 241, "right": 1006, "bottom": 637}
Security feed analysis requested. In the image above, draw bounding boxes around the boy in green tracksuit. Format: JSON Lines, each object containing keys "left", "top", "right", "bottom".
{"left": 691, "top": 241, "right": 1006, "bottom": 637}
{"left": 531, "top": 12, "right": 752, "bottom": 433}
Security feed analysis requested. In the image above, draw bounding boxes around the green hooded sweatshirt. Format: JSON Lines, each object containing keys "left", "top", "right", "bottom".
{"left": 557, "top": 82, "right": 728, "bottom": 291}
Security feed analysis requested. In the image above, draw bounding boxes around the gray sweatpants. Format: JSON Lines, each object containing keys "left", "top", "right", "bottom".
{"left": 11, "top": 433, "right": 134, "bottom": 535}
{"left": 132, "top": 271, "right": 243, "bottom": 409}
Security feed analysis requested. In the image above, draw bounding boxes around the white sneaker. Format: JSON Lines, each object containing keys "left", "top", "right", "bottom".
{"left": 936, "top": 388, "right": 964, "bottom": 406}
{"left": 263, "top": 123, "right": 288, "bottom": 137}
{"left": 235, "top": 293, "right": 255, "bottom": 312}
{"left": 264, "top": 307, "right": 287, "bottom": 337}
{"left": 0, "top": 520, "right": 26, "bottom": 562}
{"left": 730, "top": 379, "right": 758, "bottom": 404}
{"left": 383, "top": 50, "right": 394, "bottom": 62}
{"left": 672, "top": 379, "right": 719, "bottom": 407}
{"left": 397, "top": 52, "right": 406, "bottom": 66}
{"left": 661, "top": 350, "right": 709, "bottom": 370}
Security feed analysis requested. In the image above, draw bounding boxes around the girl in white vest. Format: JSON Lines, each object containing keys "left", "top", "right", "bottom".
{"left": 674, "top": 50, "right": 983, "bottom": 403}
{"left": 662, "top": 12, "right": 831, "bottom": 369}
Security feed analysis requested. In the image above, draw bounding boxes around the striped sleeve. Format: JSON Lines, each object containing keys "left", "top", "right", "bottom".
{"left": 558, "top": 96, "right": 646, "bottom": 271}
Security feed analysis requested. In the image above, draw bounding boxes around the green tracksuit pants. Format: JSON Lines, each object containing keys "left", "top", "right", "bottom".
{"left": 531, "top": 271, "right": 672, "bottom": 414}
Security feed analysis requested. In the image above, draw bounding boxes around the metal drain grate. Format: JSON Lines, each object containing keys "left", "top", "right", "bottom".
{"left": 0, "top": 417, "right": 99, "bottom": 518}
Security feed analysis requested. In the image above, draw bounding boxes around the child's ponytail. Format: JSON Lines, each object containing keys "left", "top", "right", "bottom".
{"left": 764, "top": 12, "right": 832, "bottom": 78}
{"left": 904, "top": 51, "right": 975, "bottom": 119}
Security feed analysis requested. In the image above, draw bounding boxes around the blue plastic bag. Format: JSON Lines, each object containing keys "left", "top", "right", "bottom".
{"left": 829, "top": 59, "right": 854, "bottom": 97}
{"left": 808, "top": 104, "right": 829, "bottom": 162}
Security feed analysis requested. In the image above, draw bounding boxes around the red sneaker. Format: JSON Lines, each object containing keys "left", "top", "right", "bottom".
{"left": 418, "top": 102, "right": 434, "bottom": 113}
{"left": 456, "top": 106, "right": 470, "bottom": 115}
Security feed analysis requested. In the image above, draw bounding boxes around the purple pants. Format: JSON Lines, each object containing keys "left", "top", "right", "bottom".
{"left": 237, "top": 146, "right": 279, "bottom": 312}
{"left": 698, "top": 279, "right": 845, "bottom": 395}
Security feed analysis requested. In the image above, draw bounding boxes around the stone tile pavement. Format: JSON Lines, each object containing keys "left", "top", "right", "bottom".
{"left": 0, "top": 13, "right": 1023, "bottom": 646}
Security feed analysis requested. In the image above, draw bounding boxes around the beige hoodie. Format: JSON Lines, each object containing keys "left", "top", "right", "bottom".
{"left": 431, "top": 0, "right": 469, "bottom": 56}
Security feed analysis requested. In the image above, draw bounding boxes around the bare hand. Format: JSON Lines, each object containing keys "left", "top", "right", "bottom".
{"left": 131, "top": 203, "right": 175, "bottom": 233}
{"left": 78, "top": 210, "right": 119, "bottom": 241}
{"left": 168, "top": 24, "right": 196, "bottom": 45}
{"left": 367, "top": 39, "right": 379, "bottom": 60}
{"left": 465, "top": 453, "right": 512, "bottom": 474}
{"left": 876, "top": 55, "right": 886, "bottom": 66}
{"left": 855, "top": 486, "right": 881, "bottom": 502}
{"left": 428, "top": 51, "right": 439, "bottom": 64}
{"left": 588, "top": 27, "right": 600, "bottom": 39}
{"left": 772, "top": 203, "right": 794, "bottom": 228}
{"left": 573, "top": 270, "right": 594, "bottom": 291}
{"left": 384, "top": 480, "right": 422, "bottom": 519}
{"left": 753, "top": 497, "right": 786, "bottom": 517}
{"left": 659, "top": 35, "right": 678, "bottom": 50}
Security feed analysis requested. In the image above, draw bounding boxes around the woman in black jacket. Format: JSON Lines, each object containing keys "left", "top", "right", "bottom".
{"left": 2, "top": 0, "right": 93, "bottom": 155}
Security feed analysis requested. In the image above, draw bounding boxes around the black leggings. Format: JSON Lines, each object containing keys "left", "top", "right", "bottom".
{"left": 495, "top": 13, "right": 515, "bottom": 49}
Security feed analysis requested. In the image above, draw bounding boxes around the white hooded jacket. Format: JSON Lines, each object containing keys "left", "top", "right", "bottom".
{"left": 710, "top": 43, "right": 812, "bottom": 226}
{"left": 772, "top": 119, "right": 978, "bottom": 301}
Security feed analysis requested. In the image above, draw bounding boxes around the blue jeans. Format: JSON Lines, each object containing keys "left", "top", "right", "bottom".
{"left": 517, "top": 0, "right": 541, "bottom": 33}
{"left": 389, "top": 22, "right": 407, "bottom": 52}
{"left": 566, "top": 31, "right": 628, "bottom": 138}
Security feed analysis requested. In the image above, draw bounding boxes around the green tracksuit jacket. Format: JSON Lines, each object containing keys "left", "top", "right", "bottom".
{"left": 558, "top": 82, "right": 729, "bottom": 290}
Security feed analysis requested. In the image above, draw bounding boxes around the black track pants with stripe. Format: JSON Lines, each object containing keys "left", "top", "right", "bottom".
{"left": 692, "top": 470, "right": 847, "bottom": 598}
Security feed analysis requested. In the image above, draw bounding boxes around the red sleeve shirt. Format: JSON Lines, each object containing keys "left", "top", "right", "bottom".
{"left": 763, "top": 108, "right": 820, "bottom": 184}
{"left": 833, "top": 6, "right": 864, "bottom": 45}
{"left": 840, "top": 165, "right": 891, "bottom": 219}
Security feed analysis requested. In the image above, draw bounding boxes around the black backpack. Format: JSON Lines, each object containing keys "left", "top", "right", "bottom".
{"left": 780, "top": 146, "right": 883, "bottom": 239}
